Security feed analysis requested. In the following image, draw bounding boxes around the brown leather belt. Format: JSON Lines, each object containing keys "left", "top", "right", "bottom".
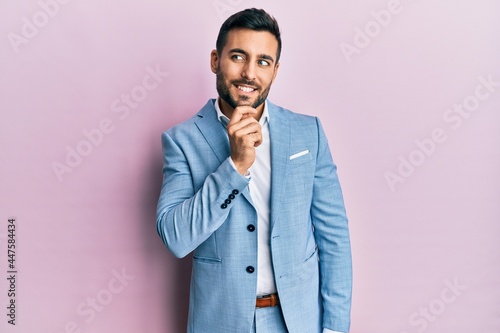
{"left": 256, "top": 293, "right": 280, "bottom": 308}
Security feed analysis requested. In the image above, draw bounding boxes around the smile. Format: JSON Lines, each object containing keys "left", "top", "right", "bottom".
{"left": 237, "top": 85, "right": 256, "bottom": 93}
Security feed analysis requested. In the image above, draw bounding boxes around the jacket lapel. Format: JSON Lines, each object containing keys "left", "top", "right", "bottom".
{"left": 268, "top": 102, "right": 290, "bottom": 229}
{"left": 194, "top": 100, "right": 230, "bottom": 164}
{"left": 194, "top": 99, "right": 254, "bottom": 205}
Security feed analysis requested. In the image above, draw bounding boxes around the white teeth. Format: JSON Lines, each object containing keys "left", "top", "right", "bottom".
{"left": 238, "top": 86, "right": 255, "bottom": 93}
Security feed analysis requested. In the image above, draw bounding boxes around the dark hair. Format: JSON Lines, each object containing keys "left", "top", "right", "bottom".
{"left": 216, "top": 8, "right": 282, "bottom": 62}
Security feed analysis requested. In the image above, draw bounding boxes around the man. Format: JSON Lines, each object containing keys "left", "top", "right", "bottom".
{"left": 156, "top": 8, "right": 352, "bottom": 333}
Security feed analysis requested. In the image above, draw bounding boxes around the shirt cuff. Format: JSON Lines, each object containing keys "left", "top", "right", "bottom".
{"left": 323, "top": 329, "right": 347, "bottom": 333}
{"left": 228, "top": 157, "right": 251, "bottom": 178}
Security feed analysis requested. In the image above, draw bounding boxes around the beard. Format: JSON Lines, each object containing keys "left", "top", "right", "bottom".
{"left": 216, "top": 67, "right": 272, "bottom": 109}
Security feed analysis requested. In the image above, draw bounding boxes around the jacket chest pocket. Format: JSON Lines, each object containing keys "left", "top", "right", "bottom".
{"left": 289, "top": 149, "right": 312, "bottom": 167}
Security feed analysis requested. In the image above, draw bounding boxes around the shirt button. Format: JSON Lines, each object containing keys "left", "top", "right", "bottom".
{"left": 232, "top": 189, "right": 239, "bottom": 195}
{"left": 247, "top": 224, "right": 255, "bottom": 232}
{"left": 221, "top": 203, "right": 228, "bottom": 209}
{"left": 224, "top": 199, "right": 231, "bottom": 204}
{"left": 246, "top": 266, "right": 255, "bottom": 274}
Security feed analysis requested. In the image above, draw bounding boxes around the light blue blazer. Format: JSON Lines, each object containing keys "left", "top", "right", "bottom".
{"left": 157, "top": 99, "right": 352, "bottom": 333}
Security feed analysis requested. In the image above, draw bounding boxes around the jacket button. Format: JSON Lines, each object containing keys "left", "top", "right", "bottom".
{"left": 221, "top": 203, "right": 228, "bottom": 209}
{"left": 224, "top": 199, "right": 231, "bottom": 204}
{"left": 232, "top": 189, "right": 239, "bottom": 195}
{"left": 247, "top": 224, "right": 255, "bottom": 232}
{"left": 246, "top": 266, "right": 255, "bottom": 274}
{"left": 228, "top": 194, "right": 235, "bottom": 200}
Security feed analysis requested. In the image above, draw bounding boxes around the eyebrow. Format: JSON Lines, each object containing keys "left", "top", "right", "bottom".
{"left": 229, "top": 48, "right": 275, "bottom": 63}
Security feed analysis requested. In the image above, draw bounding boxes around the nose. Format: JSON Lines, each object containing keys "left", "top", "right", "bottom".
{"left": 241, "top": 61, "right": 256, "bottom": 81}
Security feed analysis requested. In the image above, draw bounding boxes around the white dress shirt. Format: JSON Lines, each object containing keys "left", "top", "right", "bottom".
{"left": 215, "top": 99, "right": 346, "bottom": 333}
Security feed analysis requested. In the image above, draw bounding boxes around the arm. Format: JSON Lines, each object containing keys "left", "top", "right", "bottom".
{"left": 156, "top": 131, "right": 249, "bottom": 258}
{"left": 311, "top": 118, "right": 353, "bottom": 333}
{"left": 156, "top": 106, "right": 262, "bottom": 258}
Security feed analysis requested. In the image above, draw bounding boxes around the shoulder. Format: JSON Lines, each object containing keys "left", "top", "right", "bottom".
{"left": 163, "top": 99, "right": 216, "bottom": 138}
{"left": 268, "top": 100, "right": 322, "bottom": 133}
{"left": 268, "top": 100, "right": 318, "bottom": 123}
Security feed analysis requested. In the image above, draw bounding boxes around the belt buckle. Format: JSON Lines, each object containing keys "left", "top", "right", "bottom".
{"left": 257, "top": 293, "right": 278, "bottom": 307}
{"left": 269, "top": 293, "right": 277, "bottom": 307}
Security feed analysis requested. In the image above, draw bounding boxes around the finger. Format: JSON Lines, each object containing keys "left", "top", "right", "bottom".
{"left": 233, "top": 132, "right": 261, "bottom": 147}
{"left": 230, "top": 121, "right": 261, "bottom": 138}
{"left": 227, "top": 117, "right": 260, "bottom": 136}
{"left": 232, "top": 125, "right": 262, "bottom": 147}
{"left": 228, "top": 106, "right": 257, "bottom": 126}
{"left": 247, "top": 132, "right": 263, "bottom": 147}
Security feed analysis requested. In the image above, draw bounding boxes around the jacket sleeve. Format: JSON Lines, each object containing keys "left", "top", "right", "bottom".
{"left": 156, "top": 131, "right": 249, "bottom": 258}
{"left": 311, "top": 118, "right": 353, "bottom": 332}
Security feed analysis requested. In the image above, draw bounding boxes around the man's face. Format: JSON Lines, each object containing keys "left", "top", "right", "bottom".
{"left": 211, "top": 28, "right": 280, "bottom": 113}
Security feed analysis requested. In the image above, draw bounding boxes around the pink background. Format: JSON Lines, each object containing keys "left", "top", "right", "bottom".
{"left": 1, "top": 1, "right": 499, "bottom": 332}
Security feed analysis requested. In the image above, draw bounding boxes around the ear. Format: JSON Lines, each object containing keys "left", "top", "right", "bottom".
{"left": 210, "top": 49, "right": 219, "bottom": 74}
{"left": 271, "top": 62, "right": 280, "bottom": 83}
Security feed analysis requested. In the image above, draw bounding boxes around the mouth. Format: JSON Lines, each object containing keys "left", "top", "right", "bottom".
{"left": 235, "top": 84, "right": 257, "bottom": 94}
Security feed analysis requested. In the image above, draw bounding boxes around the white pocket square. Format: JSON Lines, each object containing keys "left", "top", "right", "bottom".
{"left": 289, "top": 149, "right": 309, "bottom": 160}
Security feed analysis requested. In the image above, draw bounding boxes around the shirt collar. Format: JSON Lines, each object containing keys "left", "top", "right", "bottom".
{"left": 214, "top": 98, "right": 270, "bottom": 128}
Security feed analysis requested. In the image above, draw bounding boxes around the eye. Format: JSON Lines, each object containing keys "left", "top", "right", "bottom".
{"left": 231, "top": 54, "right": 244, "bottom": 61}
{"left": 258, "top": 59, "right": 270, "bottom": 66}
